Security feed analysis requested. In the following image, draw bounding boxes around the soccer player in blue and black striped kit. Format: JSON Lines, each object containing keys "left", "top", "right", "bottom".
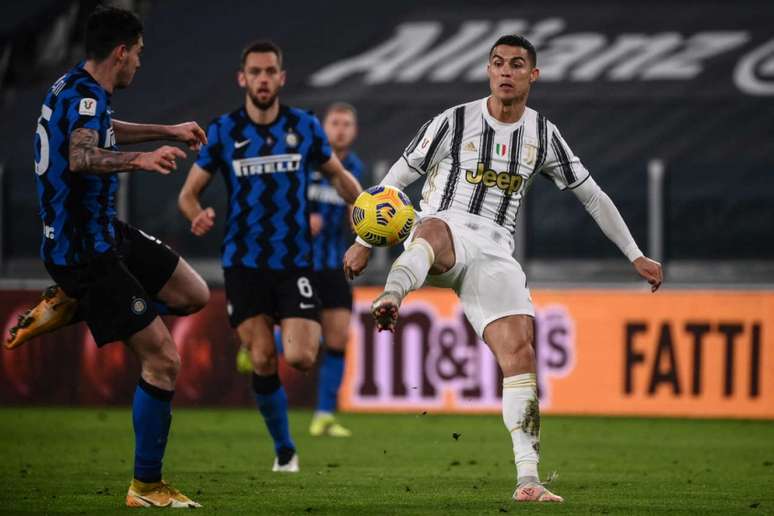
{"left": 307, "top": 103, "right": 363, "bottom": 438}
{"left": 23, "top": 7, "right": 209, "bottom": 508}
{"left": 178, "top": 41, "right": 362, "bottom": 472}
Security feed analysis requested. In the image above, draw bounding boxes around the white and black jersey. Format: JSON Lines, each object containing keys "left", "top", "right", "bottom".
{"left": 402, "top": 97, "right": 589, "bottom": 234}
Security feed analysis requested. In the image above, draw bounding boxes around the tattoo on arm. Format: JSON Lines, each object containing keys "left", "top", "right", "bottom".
{"left": 69, "top": 128, "right": 142, "bottom": 174}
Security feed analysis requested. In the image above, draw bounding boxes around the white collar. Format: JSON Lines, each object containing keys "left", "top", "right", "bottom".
{"left": 480, "top": 97, "right": 527, "bottom": 131}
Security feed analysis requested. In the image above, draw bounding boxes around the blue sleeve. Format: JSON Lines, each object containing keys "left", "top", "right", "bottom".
{"left": 195, "top": 121, "right": 221, "bottom": 173}
{"left": 67, "top": 93, "right": 107, "bottom": 133}
{"left": 308, "top": 115, "right": 332, "bottom": 168}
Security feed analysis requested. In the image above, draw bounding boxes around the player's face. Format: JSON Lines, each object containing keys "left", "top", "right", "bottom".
{"left": 324, "top": 110, "right": 357, "bottom": 151}
{"left": 487, "top": 45, "right": 539, "bottom": 104}
{"left": 115, "top": 36, "right": 143, "bottom": 89}
{"left": 239, "top": 52, "right": 286, "bottom": 111}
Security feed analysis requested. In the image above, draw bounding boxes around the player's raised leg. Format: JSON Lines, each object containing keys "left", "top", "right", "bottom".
{"left": 5, "top": 257, "right": 208, "bottom": 350}
{"left": 371, "top": 218, "right": 453, "bottom": 331}
{"left": 311, "top": 308, "right": 351, "bottom": 436}
{"left": 5, "top": 285, "right": 77, "bottom": 349}
{"left": 238, "top": 314, "right": 299, "bottom": 473}
{"left": 484, "top": 315, "right": 563, "bottom": 503}
{"left": 124, "top": 318, "right": 201, "bottom": 508}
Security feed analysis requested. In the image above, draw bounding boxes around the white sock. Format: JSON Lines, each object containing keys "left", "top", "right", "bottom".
{"left": 384, "top": 238, "right": 435, "bottom": 300}
{"left": 502, "top": 373, "right": 540, "bottom": 485}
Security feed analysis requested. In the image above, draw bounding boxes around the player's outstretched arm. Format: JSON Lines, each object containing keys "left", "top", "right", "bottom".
{"left": 572, "top": 176, "right": 663, "bottom": 292}
{"left": 379, "top": 156, "right": 424, "bottom": 190}
{"left": 113, "top": 120, "right": 207, "bottom": 150}
{"left": 320, "top": 154, "right": 362, "bottom": 205}
{"left": 69, "top": 128, "right": 185, "bottom": 175}
{"left": 343, "top": 156, "right": 425, "bottom": 280}
{"left": 178, "top": 164, "right": 216, "bottom": 236}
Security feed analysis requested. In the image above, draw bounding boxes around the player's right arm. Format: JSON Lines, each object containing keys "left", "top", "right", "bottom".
{"left": 178, "top": 120, "right": 221, "bottom": 236}
{"left": 380, "top": 113, "right": 451, "bottom": 190}
{"left": 69, "top": 128, "right": 185, "bottom": 175}
{"left": 344, "top": 113, "right": 450, "bottom": 279}
{"left": 178, "top": 164, "right": 216, "bottom": 236}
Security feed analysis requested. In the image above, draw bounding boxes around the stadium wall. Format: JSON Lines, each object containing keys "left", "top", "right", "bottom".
{"left": 2, "top": 0, "right": 773, "bottom": 267}
{"left": 1, "top": 288, "right": 772, "bottom": 420}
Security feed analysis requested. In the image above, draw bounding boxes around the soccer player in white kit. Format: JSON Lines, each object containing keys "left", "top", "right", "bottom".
{"left": 343, "top": 35, "right": 663, "bottom": 503}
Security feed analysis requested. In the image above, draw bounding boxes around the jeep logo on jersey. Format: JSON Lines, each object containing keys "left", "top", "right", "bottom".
{"left": 465, "top": 163, "right": 523, "bottom": 196}
{"left": 232, "top": 154, "right": 302, "bottom": 177}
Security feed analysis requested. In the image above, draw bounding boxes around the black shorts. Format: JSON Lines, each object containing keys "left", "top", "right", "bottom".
{"left": 45, "top": 221, "right": 180, "bottom": 346}
{"left": 223, "top": 267, "right": 321, "bottom": 327}
{"left": 315, "top": 268, "right": 353, "bottom": 310}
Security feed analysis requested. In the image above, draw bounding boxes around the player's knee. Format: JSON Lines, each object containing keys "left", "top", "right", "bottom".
{"left": 186, "top": 282, "right": 210, "bottom": 313}
{"left": 285, "top": 346, "right": 316, "bottom": 371}
{"left": 249, "top": 344, "right": 277, "bottom": 374}
{"left": 324, "top": 329, "right": 348, "bottom": 351}
{"left": 174, "top": 283, "right": 210, "bottom": 315}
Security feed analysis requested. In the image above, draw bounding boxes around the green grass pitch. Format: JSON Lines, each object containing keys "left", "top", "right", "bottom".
{"left": 0, "top": 408, "right": 772, "bottom": 514}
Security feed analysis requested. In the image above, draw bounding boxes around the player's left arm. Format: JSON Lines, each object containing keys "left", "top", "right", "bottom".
{"left": 112, "top": 119, "right": 207, "bottom": 150}
{"left": 319, "top": 153, "right": 362, "bottom": 205}
{"left": 541, "top": 122, "right": 662, "bottom": 291}
{"left": 572, "top": 178, "right": 663, "bottom": 292}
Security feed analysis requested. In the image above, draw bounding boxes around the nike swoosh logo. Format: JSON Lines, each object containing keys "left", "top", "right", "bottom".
{"left": 234, "top": 139, "right": 250, "bottom": 149}
{"left": 299, "top": 303, "right": 315, "bottom": 309}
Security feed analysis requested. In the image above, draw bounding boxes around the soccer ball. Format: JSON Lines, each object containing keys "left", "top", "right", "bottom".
{"left": 352, "top": 185, "right": 415, "bottom": 247}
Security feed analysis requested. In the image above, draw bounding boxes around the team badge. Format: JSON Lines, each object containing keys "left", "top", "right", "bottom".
{"left": 495, "top": 143, "right": 508, "bottom": 157}
{"left": 285, "top": 131, "right": 299, "bottom": 148}
{"left": 130, "top": 297, "right": 147, "bottom": 315}
{"left": 79, "top": 98, "right": 97, "bottom": 116}
{"left": 522, "top": 143, "right": 537, "bottom": 166}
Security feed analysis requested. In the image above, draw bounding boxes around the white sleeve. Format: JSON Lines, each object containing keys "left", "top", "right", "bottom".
{"left": 538, "top": 122, "right": 590, "bottom": 190}
{"left": 379, "top": 156, "right": 423, "bottom": 190}
{"left": 572, "top": 176, "right": 644, "bottom": 262}
{"left": 402, "top": 113, "right": 451, "bottom": 174}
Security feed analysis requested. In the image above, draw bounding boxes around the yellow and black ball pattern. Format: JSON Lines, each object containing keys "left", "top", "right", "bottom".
{"left": 352, "top": 185, "right": 415, "bottom": 247}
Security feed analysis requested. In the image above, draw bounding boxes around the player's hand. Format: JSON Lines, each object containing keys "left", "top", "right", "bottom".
{"left": 343, "top": 242, "right": 372, "bottom": 280}
{"left": 310, "top": 213, "right": 324, "bottom": 237}
{"left": 633, "top": 256, "right": 663, "bottom": 292}
{"left": 169, "top": 122, "right": 207, "bottom": 151}
{"left": 191, "top": 207, "right": 216, "bottom": 236}
{"left": 135, "top": 146, "right": 186, "bottom": 174}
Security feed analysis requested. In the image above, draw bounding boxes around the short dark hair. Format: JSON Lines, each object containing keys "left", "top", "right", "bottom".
{"left": 85, "top": 6, "right": 143, "bottom": 61}
{"left": 241, "top": 40, "right": 283, "bottom": 68}
{"left": 489, "top": 35, "right": 537, "bottom": 67}
{"left": 325, "top": 102, "right": 357, "bottom": 121}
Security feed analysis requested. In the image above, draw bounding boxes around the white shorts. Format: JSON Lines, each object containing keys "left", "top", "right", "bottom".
{"left": 417, "top": 211, "right": 535, "bottom": 338}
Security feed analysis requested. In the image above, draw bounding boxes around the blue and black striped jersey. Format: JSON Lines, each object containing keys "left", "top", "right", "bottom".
{"left": 309, "top": 152, "right": 363, "bottom": 271}
{"left": 34, "top": 63, "right": 118, "bottom": 265}
{"left": 196, "top": 105, "right": 332, "bottom": 270}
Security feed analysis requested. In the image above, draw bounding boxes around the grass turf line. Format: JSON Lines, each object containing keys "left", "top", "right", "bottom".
{"left": 0, "top": 408, "right": 772, "bottom": 514}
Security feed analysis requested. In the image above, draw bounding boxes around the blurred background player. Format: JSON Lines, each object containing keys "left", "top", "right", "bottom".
{"left": 21, "top": 6, "right": 209, "bottom": 508}
{"left": 344, "top": 35, "right": 663, "bottom": 502}
{"left": 178, "top": 41, "right": 361, "bottom": 472}
{"left": 307, "top": 103, "right": 364, "bottom": 437}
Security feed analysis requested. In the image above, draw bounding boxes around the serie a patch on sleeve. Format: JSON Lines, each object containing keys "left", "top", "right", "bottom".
{"left": 79, "top": 98, "right": 97, "bottom": 116}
